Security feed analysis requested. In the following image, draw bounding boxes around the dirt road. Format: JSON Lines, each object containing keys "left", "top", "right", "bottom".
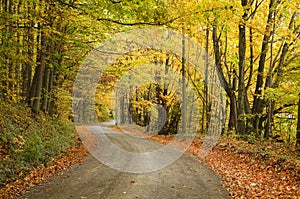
{"left": 20, "top": 122, "right": 229, "bottom": 199}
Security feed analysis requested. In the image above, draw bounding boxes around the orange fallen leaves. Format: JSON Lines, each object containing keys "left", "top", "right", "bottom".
{"left": 114, "top": 125, "right": 300, "bottom": 198}
{"left": 3, "top": 124, "right": 299, "bottom": 198}
{"left": 0, "top": 134, "right": 90, "bottom": 198}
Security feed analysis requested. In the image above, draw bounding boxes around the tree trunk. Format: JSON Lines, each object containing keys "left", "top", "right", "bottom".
{"left": 228, "top": 93, "right": 238, "bottom": 131}
{"left": 273, "top": 12, "right": 297, "bottom": 88}
{"left": 1, "top": 0, "right": 10, "bottom": 100}
{"left": 31, "top": 26, "right": 46, "bottom": 113}
{"left": 237, "top": 0, "right": 248, "bottom": 134}
{"left": 212, "top": 25, "right": 238, "bottom": 132}
{"left": 204, "top": 27, "right": 210, "bottom": 133}
{"left": 296, "top": 94, "right": 300, "bottom": 146}
{"left": 252, "top": 0, "right": 277, "bottom": 134}
{"left": 181, "top": 31, "right": 187, "bottom": 134}
{"left": 41, "top": 66, "right": 50, "bottom": 112}
{"left": 47, "top": 65, "right": 55, "bottom": 115}
{"left": 264, "top": 11, "right": 277, "bottom": 138}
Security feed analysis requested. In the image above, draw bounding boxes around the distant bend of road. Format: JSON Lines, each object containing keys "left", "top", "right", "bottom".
{"left": 20, "top": 122, "right": 229, "bottom": 199}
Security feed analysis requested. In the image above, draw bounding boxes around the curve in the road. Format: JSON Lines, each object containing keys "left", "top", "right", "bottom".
{"left": 20, "top": 123, "right": 229, "bottom": 199}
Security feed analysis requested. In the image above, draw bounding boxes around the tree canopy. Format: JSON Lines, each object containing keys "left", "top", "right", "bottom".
{"left": 0, "top": 0, "right": 299, "bottom": 142}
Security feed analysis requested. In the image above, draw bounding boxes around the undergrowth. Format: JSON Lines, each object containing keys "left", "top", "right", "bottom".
{"left": 0, "top": 100, "right": 76, "bottom": 186}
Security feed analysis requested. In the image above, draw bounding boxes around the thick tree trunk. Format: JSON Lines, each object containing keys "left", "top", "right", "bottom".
{"left": 31, "top": 27, "right": 46, "bottom": 113}
{"left": 252, "top": 0, "right": 277, "bottom": 134}
{"left": 228, "top": 94, "right": 238, "bottom": 131}
{"left": 237, "top": 0, "right": 248, "bottom": 134}
{"left": 212, "top": 25, "right": 238, "bottom": 132}
{"left": 264, "top": 101, "right": 274, "bottom": 138}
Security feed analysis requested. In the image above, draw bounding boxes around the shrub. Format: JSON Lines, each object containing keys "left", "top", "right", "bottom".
{"left": 0, "top": 100, "right": 75, "bottom": 186}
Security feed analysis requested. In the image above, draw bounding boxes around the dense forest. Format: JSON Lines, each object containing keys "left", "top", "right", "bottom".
{"left": 0, "top": 0, "right": 299, "bottom": 192}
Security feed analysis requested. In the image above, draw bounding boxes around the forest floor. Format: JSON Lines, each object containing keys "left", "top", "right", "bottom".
{"left": 0, "top": 132, "right": 91, "bottom": 198}
{"left": 1, "top": 123, "right": 299, "bottom": 198}
{"left": 113, "top": 124, "right": 300, "bottom": 198}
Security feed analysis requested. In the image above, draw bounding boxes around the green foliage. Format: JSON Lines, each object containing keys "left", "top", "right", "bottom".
{"left": 0, "top": 100, "right": 75, "bottom": 186}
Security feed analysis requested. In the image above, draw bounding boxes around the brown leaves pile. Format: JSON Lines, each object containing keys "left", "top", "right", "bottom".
{"left": 114, "top": 125, "right": 300, "bottom": 198}
{"left": 204, "top": 140, "right": 300, "bottom": 198}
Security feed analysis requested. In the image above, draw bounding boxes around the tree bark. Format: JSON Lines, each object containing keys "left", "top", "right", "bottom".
{"left": 41, "top": 66, "right": 50, "bottom": 112}
{"left": 252, "top": 0, "right": 277, "bottom": 134}
{"left": 297, "top": 94, "right": 300, "bottom": 146}
{"left": 31, "top": 26, "right": 46, "bottom": 113}
{"left": 204, "top": 27, "right": 210, "bottom": 133}
{"left": 212, "top": 25, "right": 237, "bottom": 132}
{"left": 237, "top": 0, "right": 249, "bottom": 134}
{"left": 228, "top": 93, "right": 238, "bottom": 131}
{"left": 264, "top": 10, "right": 277, "bottom": 138}
{"left": 182, "top": 31, "right": 187, "bottom": 134}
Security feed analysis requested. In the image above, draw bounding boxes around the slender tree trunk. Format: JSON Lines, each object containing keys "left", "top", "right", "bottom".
{"left": 1, "top": 0, "right": 10, "bottom": 100}
{"left": 181, "top": 30, "right": 187, "bottom": 134}
{"left": 115, "top": 91, "right": 119, "bottom": 125}
{"left": 47, "top": 64, "right": 56, "bottom": 115}
{"left": 296, "top": 94, "right": 300, "bottom": 146}
{"left": 264, "top": 11, "right": 277, "bottom": 138}
{"left": 204, "top": 27, "right": 210, "bottom": 133}
{"left": 273, "top": 12, "right": 298, "bottom": 88}
{"left": 41, "top": 66, "right": 50, "bottom": 111}
{"left": 120, "top": 95, "right": 125, "bottom": 124}
{"left": 126, "top": 90, "right": 131, "bottom": 124}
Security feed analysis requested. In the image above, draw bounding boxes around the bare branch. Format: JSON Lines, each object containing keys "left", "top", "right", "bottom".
{"left": 248, "top": 0, "right": 265, "bottom": 19}
{"left": 97, "top": 16, "right": 181, "bottom": 26}
{"left": 109, "top": 0, "right": 122, "bottom": 4}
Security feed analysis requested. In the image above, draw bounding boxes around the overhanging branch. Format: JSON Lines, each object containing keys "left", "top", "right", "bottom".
{"left": 273, "top": 103, "right": 297, "bottom": 115}
{"left": 261, "top": 103, "right": 297, "bottom": 121}
{"left": 109, "top": 0, "right": 122, "bottom": 4}
{"left": 55, "top": 0, "right": 180, "bottom": 26}
{"left": 97, "top": 16, "right": 181, "bottom": 26}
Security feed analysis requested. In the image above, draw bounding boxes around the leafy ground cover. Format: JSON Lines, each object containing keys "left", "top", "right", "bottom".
{"left": 0, "top": 136, "right": 89, "bottom": 198}
{"left": 114, "top": 124, "right": 300, "bottom": 198}
{"left": 0, "top": 100, "right": 86, "bottom": 198}
{"left": 1, "top": 122, "right": 299, "bottom": 198}
{"left": 0, "top": 123, "right": 100, "bottom": 198}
